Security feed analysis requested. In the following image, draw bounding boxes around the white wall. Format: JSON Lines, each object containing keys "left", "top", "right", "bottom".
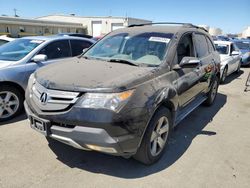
{"left": 37, "top": 15, "right": 125, "bottom": 36}
{"left": 37, "top": 15, "right": 151, "bottom": 36}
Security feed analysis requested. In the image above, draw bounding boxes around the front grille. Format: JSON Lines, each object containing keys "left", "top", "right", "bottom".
{"left": 31, "top": 82, "right": 80, "bottom": 112}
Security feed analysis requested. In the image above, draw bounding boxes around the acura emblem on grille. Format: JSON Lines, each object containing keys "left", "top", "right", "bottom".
{"left": 40, "top": 92, "right": 48, "bottom": 105}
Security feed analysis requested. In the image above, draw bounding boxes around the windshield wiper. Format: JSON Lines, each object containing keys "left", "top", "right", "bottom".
{"left": 108, "top": 59, "right": 138, "bottom": 66}
{"left": 81, "top": 56, "right": 107, "bottom": 61}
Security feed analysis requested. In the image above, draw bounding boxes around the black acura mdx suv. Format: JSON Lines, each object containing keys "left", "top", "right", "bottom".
{"left": 25, "top": 23, "right": 220, "bottom": 165}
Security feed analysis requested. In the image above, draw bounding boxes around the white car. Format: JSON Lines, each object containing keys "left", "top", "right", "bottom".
{"left": 0, "top": 35, "right": 15, "bottom": 46}
{"left": 214, "top": 41, "right": 242, "bottom": 83}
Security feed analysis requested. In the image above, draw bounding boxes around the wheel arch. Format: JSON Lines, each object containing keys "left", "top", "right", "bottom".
{"left": 137, "top": 96, "right": 177, "bottom": 151}
{"left": 0, "top": 81, "right": 25, "bottom": 98}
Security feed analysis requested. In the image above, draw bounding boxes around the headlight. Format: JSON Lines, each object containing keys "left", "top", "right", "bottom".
{"left": 76, "top": 90, "right": 134, "bottom": 112}
{"left": 27, "top": 73, "right": 36, "bottom": 90}
{"left": 27, "top": 73, "right": 36, "bottom": 97}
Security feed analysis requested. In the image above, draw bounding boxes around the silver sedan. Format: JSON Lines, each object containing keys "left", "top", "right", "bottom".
{"left": 0, "top": 35, "right": 95, "bottom": 121}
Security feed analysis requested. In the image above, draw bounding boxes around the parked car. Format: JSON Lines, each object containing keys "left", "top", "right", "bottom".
{"left": 216, "top": 35, "right": 231, "bottom": 41}
{"left": 233, "top": 39, "right": 250, "bottom": 66}
{"left": 214, "top": 40, "right": 241, "bottom": 83}
{"left": 0, "top": 36, "right": 95, "bottom": 121}
{"left": 25, "top": 23, "right": 220, "bottom": 165}
{"left": 0, "top": 35, "right": 15, "bottom": 46}
{"left": 57, "top": 33, "right": 93, "bottom": 39}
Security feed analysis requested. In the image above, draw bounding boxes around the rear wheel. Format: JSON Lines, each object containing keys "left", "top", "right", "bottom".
{"left": 133, "top": 107, "right": 172, "bottom": 165}
{"left": 0, "top": 85, "right": 24, "bottom": 122}
{"left": 204, "top": 76, "right": 219, "bottom": 106}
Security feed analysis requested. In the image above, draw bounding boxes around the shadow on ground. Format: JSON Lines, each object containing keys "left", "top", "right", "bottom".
{"left": 0, "top": 113, "right": 27, "bottom": 126}
{"left": 223, "top": 70, "right": 244, "bottom": 85}
{"left": 47, "top": 93, "right": 227, "bottom": 179}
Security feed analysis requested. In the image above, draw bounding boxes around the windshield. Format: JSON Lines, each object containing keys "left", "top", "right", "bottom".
{"left": 84, "top": 32, "right": 173, "bottom": 66}
{"left": 235, "top": 41, "right": 250, "bottom": 50}
{"left": 0, "top": 39, "right": 44, "bottom": 61}
{"left": 215, "top": 44, "right": 229, "bottom": 55}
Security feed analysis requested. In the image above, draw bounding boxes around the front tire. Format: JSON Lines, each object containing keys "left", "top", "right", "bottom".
{"left": 0, "top": 85, "right": 24, "bottom": 122}
{"left": 133, "top": 107, "right": 172, "bottom": 165}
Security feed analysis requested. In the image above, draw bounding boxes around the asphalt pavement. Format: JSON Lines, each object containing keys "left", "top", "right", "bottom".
{"left": 0, "top": 68, "right": 250, "bottom": 188}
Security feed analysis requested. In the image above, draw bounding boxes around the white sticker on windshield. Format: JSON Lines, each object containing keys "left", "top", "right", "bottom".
{"left": 149, "top": 37, "right": 170, "bottom": 43}
{"left": 30, "top": 40, "right": 44, "bottom": 44}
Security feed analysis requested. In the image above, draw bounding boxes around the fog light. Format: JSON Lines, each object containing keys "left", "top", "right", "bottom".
{"left": 86, "top": 144, "right": 117, "bottom": 154}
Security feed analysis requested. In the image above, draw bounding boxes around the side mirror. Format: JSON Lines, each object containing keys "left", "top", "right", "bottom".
{"left": 231, "top": 51, "right": 240, "bottom": 56}
{"left": 32, "top": 54, "right": 48, "bottom": 62}
{"left": 172, "top": 64, "right": 181, "bottom": 70}
{"left": 179, "top": 57, "right": 201, "bottom": 67}
{"left": 82, "top": 48, "right": 88, "bottom": 54}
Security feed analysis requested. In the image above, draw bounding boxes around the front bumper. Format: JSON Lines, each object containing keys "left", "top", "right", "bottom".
{"left": 24, "top": 101, "right": 146, "bottom": 156}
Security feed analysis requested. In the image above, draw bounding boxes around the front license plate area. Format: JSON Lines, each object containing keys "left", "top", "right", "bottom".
{"left": 30, "top": 116, "right": 51, "bottom": 136}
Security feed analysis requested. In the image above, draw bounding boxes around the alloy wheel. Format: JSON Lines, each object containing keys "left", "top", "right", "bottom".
{"left": 0, "top": 91, "right": 20, "bottom": 119}
{"left": 150, "top": 116, "right": 169, "bottom": 156}
{"left": 210, "top": 79, "right": 218, "bottom": 102}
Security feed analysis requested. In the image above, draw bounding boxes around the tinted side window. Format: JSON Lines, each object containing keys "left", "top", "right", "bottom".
{"left": 194, "top": 34, "right": 209, "bottom": 58}
{"left": 177, "top": 33, "right": 195, "bottom": 63}
{"left": 70, "top": 40, "right": 92, "bottom": 56}
{"left": 39, "top": 40, "right": 71, "bottom": 60}
{"left": 206, "top": 37, "right": 215, "bottom": 53}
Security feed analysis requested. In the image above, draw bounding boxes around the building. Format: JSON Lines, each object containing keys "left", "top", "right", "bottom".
{"left": 36, "top": 15, "right": 152, "bottom": 37}
{"left": 208, "top": 27, "right": 223, "bottom": 36}
{"left": 242, "top": 26, "right": 250, "bottom": 38}
{"left": 0, "top": 16, "right": 85, "bottom": 37}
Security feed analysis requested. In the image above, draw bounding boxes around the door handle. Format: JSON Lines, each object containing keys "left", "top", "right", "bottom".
{"left": 196, "top": 61, "right": 202, "bottom": 69}
{"left": 195, "top": 65, "right": 202, "bottom": 72}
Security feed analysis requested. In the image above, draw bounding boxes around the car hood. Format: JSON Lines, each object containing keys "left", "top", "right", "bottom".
{"left": 35, "top": 57, "right": 156, "bottom": 92}
{"left": 0, "top": 61, "right": 13, "bottom": 69}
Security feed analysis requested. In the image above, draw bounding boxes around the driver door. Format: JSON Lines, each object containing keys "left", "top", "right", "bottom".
{"left": 174, "top": 33, "right": 205, "bottom": 107}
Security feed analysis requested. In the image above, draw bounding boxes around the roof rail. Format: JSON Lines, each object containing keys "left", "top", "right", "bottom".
{"left": 128, "top": 22, "right": 208, "bottom": 32}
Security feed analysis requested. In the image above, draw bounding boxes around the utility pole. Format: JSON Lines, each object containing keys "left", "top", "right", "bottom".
{"left": 13, "top": 8, "right": 18, "bottom": 17}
